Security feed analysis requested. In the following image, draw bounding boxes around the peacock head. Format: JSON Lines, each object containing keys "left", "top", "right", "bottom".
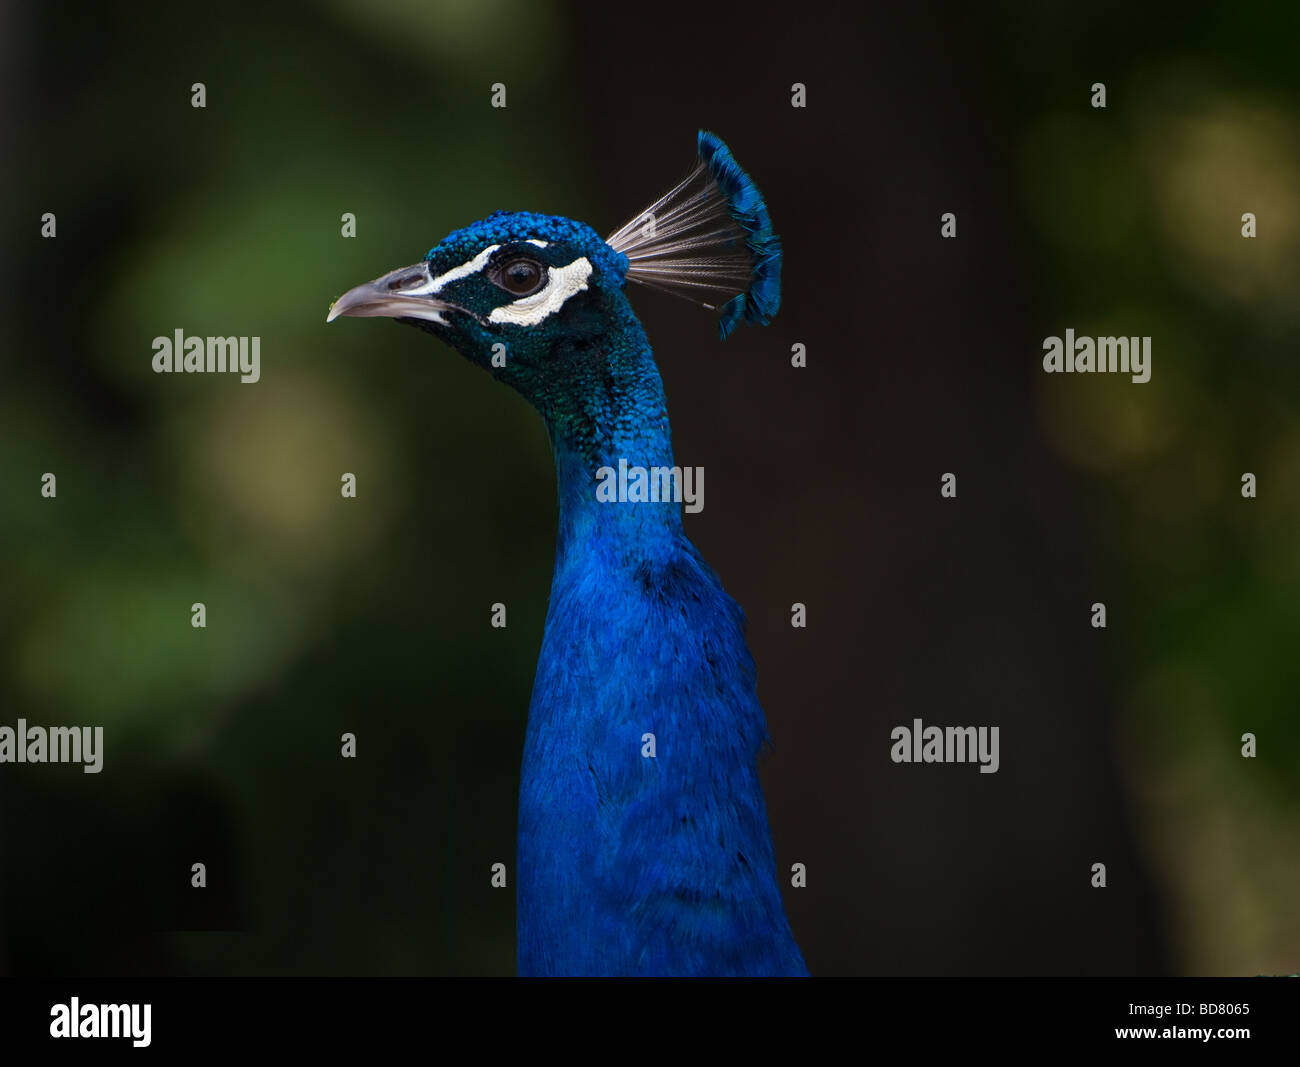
{"left": 327, "top": 132, "right": 781, "bottom": 423}
{"left": 328, "top": 212, "right": 634, "bottom": 401}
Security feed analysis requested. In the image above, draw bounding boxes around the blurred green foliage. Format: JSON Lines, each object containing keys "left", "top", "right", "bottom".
{"left": 1008, "top": 0, "right": 1300, "bottom": 972}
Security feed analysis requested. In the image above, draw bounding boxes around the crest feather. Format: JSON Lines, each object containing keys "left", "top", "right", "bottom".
{"left": 607, "top": 131, "right": 782, "bottom": 339}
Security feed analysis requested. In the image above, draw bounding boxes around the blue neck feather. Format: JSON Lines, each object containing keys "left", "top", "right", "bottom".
{"left": 516, "top": 291, "right": 807, "bottom": 976}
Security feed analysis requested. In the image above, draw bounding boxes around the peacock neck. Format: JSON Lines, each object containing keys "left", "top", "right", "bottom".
{"left": 517, "top": 317, "right": 806, "bottom": 976}
{"left": 544, "top": 325, "right": 684, "bottom": 580}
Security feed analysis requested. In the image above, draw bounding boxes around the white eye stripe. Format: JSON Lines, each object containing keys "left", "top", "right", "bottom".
{"left": 488, "top": 258, "right": 592, "bottom": 326}
{"left": 401, "top": 244, "right": 502, "bottom": 296}
{"left": 526, "top": 239, "right": 549, "bottom": 247}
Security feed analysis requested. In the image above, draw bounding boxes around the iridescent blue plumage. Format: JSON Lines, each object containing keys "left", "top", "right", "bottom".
{"left": 696, "top": 131, "right": 783, "bottom": 338}
{"left": 328, "top": 133, "right": 805, "bottom": 976}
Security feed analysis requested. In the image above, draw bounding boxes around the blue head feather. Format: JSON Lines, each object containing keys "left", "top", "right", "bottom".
{"left": 424, "top": 210, "right": 629, "bottom": 281}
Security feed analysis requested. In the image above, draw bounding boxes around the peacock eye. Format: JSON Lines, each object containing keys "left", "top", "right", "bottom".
{"left": 494, "top": 257, "right": 545, "bottom": 297}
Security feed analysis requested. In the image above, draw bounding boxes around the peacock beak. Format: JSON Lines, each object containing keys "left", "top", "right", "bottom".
{"left": 326, "top": 261, "right": 457, "bottom": 326}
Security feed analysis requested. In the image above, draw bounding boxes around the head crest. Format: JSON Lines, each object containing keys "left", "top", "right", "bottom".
{"left": 606, "top": 131, "right": 782, "bottom": 339}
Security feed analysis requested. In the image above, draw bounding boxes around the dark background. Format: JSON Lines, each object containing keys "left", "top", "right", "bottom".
{"left": 2, "top": 1, "right": 1297, "bottom": 975}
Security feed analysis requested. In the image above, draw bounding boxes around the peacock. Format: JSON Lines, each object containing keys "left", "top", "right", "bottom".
{"left": 328, "top": 132, "right": 806, "bottom": 976}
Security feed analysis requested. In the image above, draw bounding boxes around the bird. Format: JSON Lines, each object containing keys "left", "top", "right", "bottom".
{"left": 327, "top": 131, "right": 806, "bottom": 976}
